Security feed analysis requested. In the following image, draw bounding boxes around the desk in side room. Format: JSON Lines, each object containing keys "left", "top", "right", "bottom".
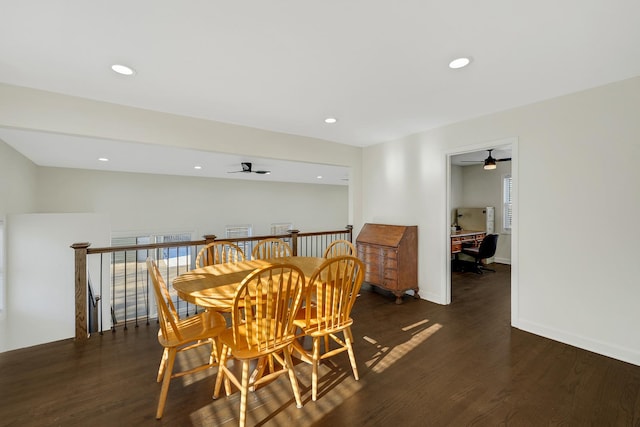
{"left": 450, "top": 230, "right": 485, "bottom": 254}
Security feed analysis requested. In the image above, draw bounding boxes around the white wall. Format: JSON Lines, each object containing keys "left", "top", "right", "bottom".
{"left": 1, "top": 213, "right": 110, "bottom": 352}
{"left": 0, "top": 141, "right": 38, "bottom": 324}
{"left": 0, "top": 139, "right": 38, "bottom": 215}
{"left": 449, "top": 165, "right": 463, "bottom": 226}
{"left": 362, "top": 76, "right": 640, "bottom": 365}
{"left": 0, "top": 83, "right": 364, "bottom": 234}
{"left": 35, "top": 167, "right": 348, "bottom": 237}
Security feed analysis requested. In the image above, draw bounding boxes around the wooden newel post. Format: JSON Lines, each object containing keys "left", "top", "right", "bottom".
{"left": 289, "top": 230, "right": 300, "bottom": 256}
{"left": 71, "top": 242, "right": 91, "bottom": 342}
{"left": 203, "top": 234, "right": 218, "bottom": 245}
{"left": 346, "top": 225, "right": 353, "bottom": 242}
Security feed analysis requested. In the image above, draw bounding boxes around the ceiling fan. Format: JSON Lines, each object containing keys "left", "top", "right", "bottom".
{"left": 463, "top": 149, "right": 511, "bottom": 170}
{"left": 227, "top": 162, "right": 271, "bottom": 175}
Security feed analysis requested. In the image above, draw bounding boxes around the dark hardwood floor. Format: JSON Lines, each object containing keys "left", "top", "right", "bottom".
{"left": 2, "top": 264, "right": 640, "bottom": 426}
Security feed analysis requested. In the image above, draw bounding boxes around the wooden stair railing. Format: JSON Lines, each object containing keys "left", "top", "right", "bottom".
{"left": 71, "top": 226, "right": 353, "bottom": 342}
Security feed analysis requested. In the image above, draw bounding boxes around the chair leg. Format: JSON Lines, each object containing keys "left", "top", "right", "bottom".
{"left": 284, "top": 347, "right": 303, "bottom": 408}
{"left": 213, "top": 345, "right": 229, "bottom": 399}
{"left": 238, "top": 360, "right": 251, "bottom": 427}
{"left": 209, "top": 338, "right": 220, "bottom": 365}
{"left": 344, "top": 327, "right": 359, "bottom": 381}
{"left": 157, "top": 347, "right": 169, "bottom": 383}
{"left": 311, "top": 337, "right": 321, "bottom": 401}
{"left": 479, "top": 263, "right": 496, "bottom": 273}
{"left": 156, "top": 347, "right": 176, "bottom": 419}
{"left": 471, "top": 260, "right": 483, "bottom": 274}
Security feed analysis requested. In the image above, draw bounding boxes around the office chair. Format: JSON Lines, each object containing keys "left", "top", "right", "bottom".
{"left": 461, "top": 234, "right": 499, "bottom": 274}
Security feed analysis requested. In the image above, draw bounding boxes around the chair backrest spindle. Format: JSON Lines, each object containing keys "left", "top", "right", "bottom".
{"left": 305, "top": 255, "right": 363, "bottom": 333}
{"left": 196, "top": 241, "right": 246, "bottom": 267}
{"left": 323, "top": 239, "right": 356, "bottom": 258}
{"left": 252, "top": 238, "right": 292, "bottom": 260}
{"left": 147, "top": 258, "right": 183, "bottom": 341}
{"left": 232, "top": 265, "right": 304, "bottom": 352}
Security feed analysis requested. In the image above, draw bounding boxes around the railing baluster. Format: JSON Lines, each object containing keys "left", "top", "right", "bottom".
{"left": 146, "top": 248, "right": 150, "bottom": 325}
{"left": 99, "top": 254, "right": 104, "bottom": 335}
{"left": 134, "top": 253, "right": 138, "bottom": 328}
{"left": 123, "top": 250, "right": 128, "bottom": 330}
{"left": 111, "top": 253, "right": 116, "bottom": 332}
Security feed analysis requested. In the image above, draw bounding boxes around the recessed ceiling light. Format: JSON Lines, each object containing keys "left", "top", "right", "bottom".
{"left": 324, "top": 117, "right": 337, "bottom": 124}
{"left": 449, "top": 57, "right": 471, "bottom": 69}
{"left": 317, "top": 175, "right": 323, "bottom": 179}
{"left": 111, "top": 64, "right": 135, "bottom": 76}
{"left": 194, "top": 165, "right": 202, "bottom": 170}
{"left": 98, "top": 157, "right": 109, "bottom": 162}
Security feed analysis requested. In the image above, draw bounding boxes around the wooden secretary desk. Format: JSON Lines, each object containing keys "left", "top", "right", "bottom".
{"left": 356, "top": 223, "right": 418, "bottom": 304}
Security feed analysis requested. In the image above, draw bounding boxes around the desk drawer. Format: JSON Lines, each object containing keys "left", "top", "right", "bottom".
{"left": 383, "top": 268, "right": 397, "bottom": 280}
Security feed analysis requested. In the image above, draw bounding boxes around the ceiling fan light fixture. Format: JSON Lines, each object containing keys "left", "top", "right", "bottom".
{"left": 483, "top": 159, "right": 497, "bottom": 170}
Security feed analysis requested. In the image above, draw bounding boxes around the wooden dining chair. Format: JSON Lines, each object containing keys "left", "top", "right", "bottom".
{"left": 146, "top": 258, "right": 227, "bottom": 419}
{"left": 323, "top": 239, "right": 356, "bottom": 258}
{"left": 213, "top": 264, "right": 305, "bottom": 427}
{"left": 251, "top": 237, "right": 292, "bottom": 259}
{"left": 292, "top": 255, "right": 364, "bottom": 401}
{"left": 195, "top": 241, "right": 246, "bottom": 268}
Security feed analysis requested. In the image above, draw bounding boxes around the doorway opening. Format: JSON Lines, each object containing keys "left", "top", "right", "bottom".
{"left": 445, "top": 138, "right": 517, "bottom": 322}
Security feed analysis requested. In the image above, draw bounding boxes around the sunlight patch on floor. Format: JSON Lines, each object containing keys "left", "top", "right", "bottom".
{"left": 401, "top": 318, "right": 430, "bottom": 331}
{"left": 363, "top": 322, "right": 443, "bottom": 373}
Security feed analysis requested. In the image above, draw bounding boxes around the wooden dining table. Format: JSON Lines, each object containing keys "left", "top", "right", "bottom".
{"left": 172, "top": 256, "right": 325, "bottom": 311}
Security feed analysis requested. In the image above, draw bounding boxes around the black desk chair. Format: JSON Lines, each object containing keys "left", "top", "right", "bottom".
{"left": 461, "top": 234, "right": 499, "bottom": 274}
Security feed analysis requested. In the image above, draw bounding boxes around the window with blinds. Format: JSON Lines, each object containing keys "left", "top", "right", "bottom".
{"left": 503, "top": 174, "right": 513, "bottom": 231}
{"left": 111, "top": 232, "right": 193, "bottom": 263}
{"left": 225, "top": 224, "right": 252, "bottom": 254}
{"left": 271, "top": 222, "right": 293, "bottom": 245}
{"left": 270, "top": 223, "right": 293, "bottom": 235}
{"left": 225, "top": 224, "right": 252, "bottom": 239}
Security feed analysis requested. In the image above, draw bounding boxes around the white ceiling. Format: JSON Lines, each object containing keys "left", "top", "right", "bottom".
{"left": 1, "top": 1, "right": 639, "bottom": 181}
{"left": 0, "top": 127, "right": 350, "bottom": 185}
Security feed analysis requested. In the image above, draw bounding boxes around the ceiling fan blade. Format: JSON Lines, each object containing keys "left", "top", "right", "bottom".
{"left": 497, "top": 157, "right": 512, "bottom": 162}
{"left": 228, "top": 162, "right": 253, "bottom": 173}
{"left": 228, "top": 162, "right": 270, "bottom": 174}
